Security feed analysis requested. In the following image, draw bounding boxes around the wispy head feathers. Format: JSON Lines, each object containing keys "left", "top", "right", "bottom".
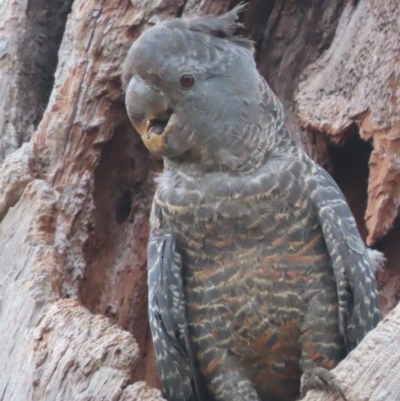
{"left": 167, "top": 3, "right": 254, "bottom": 52}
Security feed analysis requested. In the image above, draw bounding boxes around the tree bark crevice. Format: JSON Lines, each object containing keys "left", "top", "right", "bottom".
{"left": 0, "top": 0, "right": 73, "bottom": 162}
{"left": 296, "top": 0, "right": 400, "bottom": 246}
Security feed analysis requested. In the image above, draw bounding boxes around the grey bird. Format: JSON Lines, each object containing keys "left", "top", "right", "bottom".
{"left": 122, "top": 5, "right": 382, "bottom": 401}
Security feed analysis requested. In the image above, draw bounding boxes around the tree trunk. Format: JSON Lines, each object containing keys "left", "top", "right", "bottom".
{"left": 0, "top": 0, "right": 399, "bottom": 400}
{"left": 303, "top": 304, "right": 400, "bottom": 401}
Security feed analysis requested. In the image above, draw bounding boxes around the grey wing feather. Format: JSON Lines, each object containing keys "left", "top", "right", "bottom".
{"left": 148, "top": 230, "right": 203, "bottom": 401}
{"left": 307, "top": 164, "right": 380, "bottom": 351}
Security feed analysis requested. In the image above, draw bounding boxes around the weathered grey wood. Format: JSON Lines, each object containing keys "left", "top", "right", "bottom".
{"left": 0, "top": 180, "right": 146, "bottom": 400}
{"left": 303, "top": 304, "right": 400, "bottom": 401}
{"left": 0, "top": 0, "right": 73, "bottom": 162}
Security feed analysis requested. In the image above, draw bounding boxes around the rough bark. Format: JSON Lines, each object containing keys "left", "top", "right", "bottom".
{"left": 0, "top": 179, "right": 142, "bottom": 400}
{"left": 0, "top": 0, "right": 73, "bottom": 161}
{"left": 297, "top": 0, "right": 400, "bottom": 247}
{"left": 0, "top": 0, "right": 399, "bottom": 400}
{"left": 296, "top": 0, "right": 400, "bottom": 315}
{"left": 303, "top": 304, "right": 400, "bottom": 401}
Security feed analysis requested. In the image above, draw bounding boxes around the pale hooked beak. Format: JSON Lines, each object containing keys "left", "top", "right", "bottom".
{"left": 125, "top": 75, "right": 177, "bottom": 155}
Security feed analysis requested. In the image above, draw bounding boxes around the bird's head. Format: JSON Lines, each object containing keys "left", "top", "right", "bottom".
{"left": 123, "top": 4, "right": 283, "bottom": 172}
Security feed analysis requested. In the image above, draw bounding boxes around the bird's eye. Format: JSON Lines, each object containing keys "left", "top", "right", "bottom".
{"left": 180, "top": 74, "right": 195, "bottom": 89}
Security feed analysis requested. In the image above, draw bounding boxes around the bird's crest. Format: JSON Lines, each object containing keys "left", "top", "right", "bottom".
{"left": 172, "top": 3, "right": 254, "bottom": 52}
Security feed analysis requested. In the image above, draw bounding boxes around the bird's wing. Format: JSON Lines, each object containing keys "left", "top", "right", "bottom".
{"left": 307, "top": 163, "right": 380, "bottom": 351}
{"left": 148, "top": 229, "right": 203, "bottom": 401}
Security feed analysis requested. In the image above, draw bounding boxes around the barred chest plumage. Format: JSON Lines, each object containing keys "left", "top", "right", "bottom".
{"left": 151, "top": 165, "right": 341, "bottom": 401}
{"left": 151, "top": 157, "right": 324, "bottom": 271}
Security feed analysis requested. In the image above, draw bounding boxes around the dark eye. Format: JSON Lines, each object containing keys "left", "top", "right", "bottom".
{"left": 180, "top": 74, "right": 195, "bottom": 89}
